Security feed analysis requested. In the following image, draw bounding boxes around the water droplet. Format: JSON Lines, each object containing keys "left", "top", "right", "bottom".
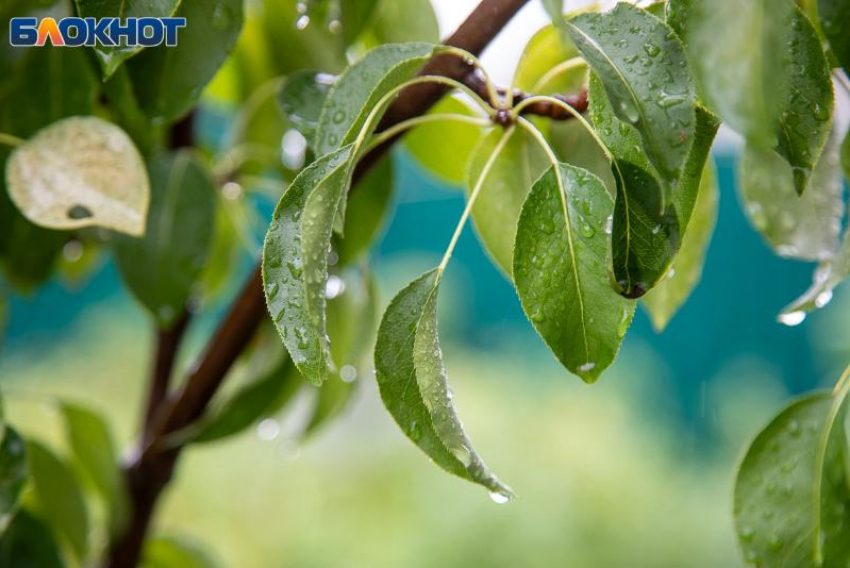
{"left": 409, "top": 421, "right": 421, "bottom": 441}
{"left": 580, "top": 222, "right": 595, "bottom": 238}
{"left": 813, "top": 102, "right": 829, "bottom": 121}
{"left": 257, "top": 418, "right": 280, "bottom": 441}
{"left": 340, "top": 364, "right": 357, "bottom": 383}
{"left": 740, "top": 526, "right": 755, "bottom": 541}
{"left": 643, "top": 43, "right": 660, "bottom": 57}
{"left": 489, "top": 491, "right": 511, "bottom": 504}
{"left": 222, "top": 181, "right": 242, "bottom": 200}
{"left": 62, "top": 240, "right": 84, "bottom": 262}
{"left": 616, "top": 309, "right": 630, "bottom": 338}
{"left": 815, "top": 290, "right": 833, "bottom": 308}
{"left": 778, "top": 311, "right": 805, "bottom": 326}
{"left": 578, "top": 361, "right": 596, "bottom": 373}
{"left": 295, "top": 14, "right": 310, "bottom": 30}
{"left": 325, "top": 275, "right": 345, "bottom": 299}
{"left": 603, "top": 215, "right": 613, "bottom": 235}
{"left": 328, "top": 19, "right": 342, "bottom": 34}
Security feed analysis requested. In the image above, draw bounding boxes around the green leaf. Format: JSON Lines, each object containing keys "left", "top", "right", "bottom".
{"left": 375, "top": 269, "right": 512, "bottom": 498}
{"left": 27, "top": 441, "right": 89, "bottom": 559}
{"left": 513, "top": 23, "right": 583, "bottom": 95}
{"left": 842, "top": 129, "right": 850, "bottom": 178}
{"left": 403, "top": 96, "right": 485, "bottom": 185}
{"left": 587, "top": 73, "right": 680, "bottom": 297}
{"left": 549, "top": 119, "right": 616, "bottom": 191}
{"left": 6, "top": 117, "right": 150, "bottom": 236}
{"left": 334, "top": 154, "right": 394, "bottom": 266}
{"left": 192, "top": 356, "right": 300, "bottom": 444}
{"left": 263, "top": 146, "right": 354, "bottom": 385}
{"left": 127, "top": 0, "right": 244, "bottom": 123}
{"left": 0, "top": 510, "right": 64, "bottom": 568}
{"left": 686, "top": 0, "right": 791, "bottom": 148}
{"left": 60, "top": 404, "right": 128, "bottom": 536}
{"left": 340, "top": 0, "right": 381, "bottom": 46}
{"left": 665, "top": 0, "right": 693, "bottom": 42}
{"left": 278, "top": 70, "right": 334, "bottom": 144}
{"left": 467, "top": 127, "right": 548, "bottom": 277}
{"left": 115, "top": 151, "right": 216, "bottom": 328}
{"left": 739, "top": 134, "right": 843, "bottom": 262}
{"left": 0, "top": 427, "right": 27, "bottom": 533}
{"left": 102, "top": 66, "right": 155, "bottom": 156}
{"left": 541, "top": 0, "right": 564, "bottom": 25}
{"left": 566, "top": 3, "right": 696, "bottom": 186}
{"left": 780, "top": 227, "right": 850, "bottom": 318}
{"left": 818, "top": 0, "right": 850, "bottom": 71}
{"left": 674, "top": 105, "right": 720, "bottom": 229}
{"left": 642, "top": 165, "right": 718, "bottom": 331}
{"left": 734, "top": 387, "right": 850, "bottom": 567}
{"left": 314, "top": 42, "right": 439, "bottom": 156}
{"left": 142, "top": 535, "right": 219, "bottom": 568}
{"left": 514, "top": 163, "right": 635, "bottom": 382}
{"left": 368, "top": 0, "right": 440, "bottom": 45}
{"left": 74, "top": 0, "right": 181, "bottom": 78}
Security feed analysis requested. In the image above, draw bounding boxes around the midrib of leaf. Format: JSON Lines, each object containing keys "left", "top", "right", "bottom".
{"left": 153, "top": 153, "right": 190, "bottom": 291}
{"left": 611, "top": 161, "right": 635, "bottom": 288}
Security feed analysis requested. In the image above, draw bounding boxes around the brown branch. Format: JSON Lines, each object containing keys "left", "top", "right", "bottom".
{"left": 106, "top": 1, "right": 532, "bottom": 566}
{"left": 142, "top": 309, "right": 191, "bottom": 444}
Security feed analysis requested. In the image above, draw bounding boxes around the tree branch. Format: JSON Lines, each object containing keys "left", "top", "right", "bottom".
{"left": 142, "top": 309, "right": 191, "bottom": 444}
{"left": 106, "top": 1, "right": 532, "bottom": 566}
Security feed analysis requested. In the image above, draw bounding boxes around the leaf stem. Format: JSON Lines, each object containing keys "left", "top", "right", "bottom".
{"left": 438, "top": 126, "right": 515, "bottom": 273}
{"left": 442, "top": 46, "right": 501, "bottom": 108}
{"left": 531, "top": 57, "right": 588, "bottom": 93}
{"left": 362, "top": 113, "right": 490, "bottom": 155}
{"left": 0, "top": 132, "right": 24, "bottom": 148}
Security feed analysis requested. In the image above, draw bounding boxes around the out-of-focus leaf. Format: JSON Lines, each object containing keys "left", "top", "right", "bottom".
{"left": 514, "top": 163, "right": 635, "bottom": 382}
{"left": 513, "top": 24, "right": 583, "bottom": 95}
{"left": 263, "top": 146, "right": 353, "bottom": 385}
{"left": 60, "top": 404, "right": 128, "bottom": 536}
{"left": 102, "top": 66, "right": 155, "bottom": 156}
{"left": 278, "top": 70, "right": 335, "bottom": 143}
{"left": 567, "top": 3, "right": 696, "bottom": 187}
{"left": 541, "top": 0, "right": 564, "bottom": 26}
{"left": 819, "top": 0, "right": 850, "bottom": 71}
{"left": 781, "top": 227, "right": 850, "bottom": 318}
{"left": 587, "top": 73, "right": 680, "bottom": 297}
{"left": 115, "top": 151, "right": 216, "bottom": 328}
{"left": 0, "top": 510, "right": 64, "bottom": 568}
{"left": 0, "top": 427, "right": 27, "bottom": 532}
{"left": 550, "top": 119, "right": 615, "bottom": 190}
{"left": 643, "top": 165, "right": 718, "bottom": 331}
{"left": 142, "top": 535, "right": 219, "bottom": 568}
{"left": 368, "top": 0, "right": 439, "bottom": 45}
{"left": 734, "top": 387, "right": 850, "bottom": 567}
{"left": 739, "top": 134, "right": 843, "bottom": 261}
{"left": 404, "top": 96, "right": 484, "bottom": 185}
{"left": 74, "top": 0, "right": 181, "bottom": 78}
{"left": 128, "top": 0, "right": 244, "bottom": 123}
{"left": 467, "top": 127, "right": 548, "bottom": 277}
{"left": 27, "top": 441, "right": 89, "bottom": 560}
{"left": 665, "top": 0, "right": 692, "bottom": 41}
{"left": 335, "top": 155, "right": 394, "bottom": 266}
{"left": 6, "top": 117, "right": 150, "bottom": 236}
{"left": 340, "top": 0, "right": 381, "bottom": 45}
{"left": 260, "top": 0, "right": 346, "bottom": 76}
{"left": 192, "top": 356, "right": 300, "bottom": 444}
{"left": 375, "top": 269, "right": 512, "bottom": 498}
{"left": 843, "top": 129, "right": 850, "bottom": 177}
{"left": 199, "top": 200, "right": 240, "bottom": 302}
{"left": 314, "top": 43, "right": 439, "bottom": 156}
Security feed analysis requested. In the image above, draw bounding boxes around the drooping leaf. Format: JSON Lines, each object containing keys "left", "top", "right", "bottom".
{"left": 686, "top": 0, "right": 791, "bottom": 148}
{"left": 263, "top": 146, "right": 354, "bottom": 385}
{"left": 368, "top": 0, "right": 440, "bottom": 45}
{"left": 74, "top": 0, "right": 182, "bottom": 78}
{"left": 566, "top": 3, "right": 696, "bottom": 186}
{"left": 128, "top": 0, "right": 244, "bottom": 123}
{"left": 6, "top": 117, "right": 150, "bottom": 236}
{"left": 734, "top": 388, "right": 850, "bottom": 567}
{"left": 0, "top": 510, "right": 64, "bottom": 568}
{"left": 0, "top": 427, "right": 27, "bottom": 533}
{"left": 142, "top": 535, "right": 219, "bottom": 568}
{"left": 467, "top": 127, "right": 548, "bottom": 277}
{"left": 781, "top": 226, "right": 850, "bottom": 317}
{"left": 60, "top": 404, "right": 128, "bottom": 536}
{"left": 404, "top": 96, "right": 485, "bottom": 185}
{"left": 277, "top": 70, "right": 335, "bottom": 144}
{"left": 739, "top": 134, "right": 843, "bottom": 261}
{"left": 26, "top": 441, "right": 89, "bottom": 559}
{"left": 513, "top": 23, "right": 583, "bottom": 95}
{"left": 643, "top": 165, "right": 718, "bottom": 331}
{"left": 334, "top": 154, "right": 394, "bottom": 266}
{"left": 587, "top": 73, "right": 681, "bottom": 297}
{"left": 115, "top": 151, "right": 216, "bottom": 328}
{"left": 314, "top": 42, "right": 439, "bottom": 156}
{"left": 375, "top": 269, "right": 512, "bottom": 497}
{"left": 674, "top": 105, "right": 720, "bottom": 229}
{"left": 514, "top": 163, "right": 635, "bottom": 382}
{"left": 818, "top": 0, "right": 850, "bottom": 71}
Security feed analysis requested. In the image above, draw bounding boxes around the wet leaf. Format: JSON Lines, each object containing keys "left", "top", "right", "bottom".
{"left": 734, "top": 386, "right": 850, "bottom": 567}
{"left": 277, "top": 70, "right": 335, "bottom": 144}
{"left": 818, "top": 0, "right": 850, "bottom": 71}
{"left": 115, "top": 151, "right": 216, "bottom": 328}
{"left": 26, "top": 441, "right": 89, "bottom": 559}
{"left": 567, "top": 3, "right": 696, "bottom": 186}
{"left": 0, "top": 427, "right": 27, "bottom": 533}
{"left": 468, "top": 127, "right": 548, "bottom": 277}
{"left": 263, "top": 146, "right": 354, "bottom": 385}
{"left": 74, "top": 0, "right": 181, "bottom": 78}
{"left": 739, "top": 134, "right": 843, "bottom": 262}
{"left": 781, "top": 226, "right": 850, "bottom": 317}
{"left": 314, "top": 42, "right": 438, "bottom": 156}
{"left": 128, "top": 0, "right": 243, "bottom": 123}
{"left": 0, "top": 510, "right": 64, "bottom": 568}
{"left": 643, "top": 165, "right": 718, "bottom": 331}
{"left": 60, "top": 404, "right": 128, "bottom": 536}
{"left": 513, "top": 163, "right": 635, "bottom": 382}
{"left": 6, "top": 117, "right": 149, "bottom": 236}
{"left": 375, "top": 269, "right": 512, "bottom": 497}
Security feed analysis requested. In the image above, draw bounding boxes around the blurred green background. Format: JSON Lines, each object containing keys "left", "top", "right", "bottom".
{"left": 2, "top": 142, "right": 848, "bottom": 566}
